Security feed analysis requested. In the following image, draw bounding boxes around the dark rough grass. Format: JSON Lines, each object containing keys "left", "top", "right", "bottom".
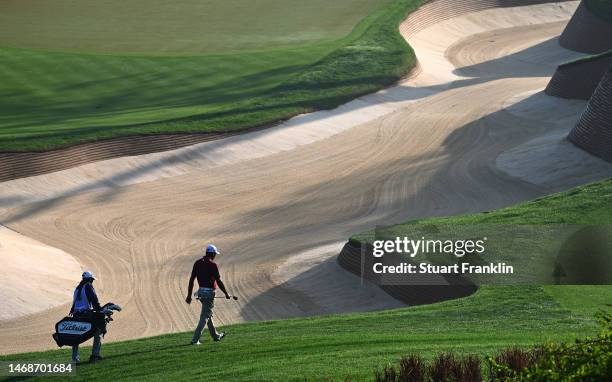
{"left": 0, "top": 0, "right": 422, "bottom": 152}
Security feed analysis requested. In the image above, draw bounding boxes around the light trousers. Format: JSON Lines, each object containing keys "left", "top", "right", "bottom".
{"left": 192, "top": 288, "right": 220, "bottom": 343}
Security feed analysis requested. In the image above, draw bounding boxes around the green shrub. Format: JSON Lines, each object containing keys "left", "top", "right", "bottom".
{"left": 487, "top": 347, "right": 544, "bottom": 380}
{"left": 489, "top": 312, "right": 612, "bottom": 382}
{"left": 373, "top": 313, "right": 611, "bottom": 382}
{"left": 374, "top": 353, "right": 481, "bottom": 382}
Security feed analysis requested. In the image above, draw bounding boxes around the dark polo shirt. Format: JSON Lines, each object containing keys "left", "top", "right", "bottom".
{"left": 190, "top": 257, "right": 220, "bottom": 289}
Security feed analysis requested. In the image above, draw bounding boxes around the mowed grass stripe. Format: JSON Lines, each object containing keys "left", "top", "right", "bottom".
{"left": 9, "top": 45, "right": 297, "bottom": 124}
{"left": 0, "top": 0, "right": 420, "bottom": 151}
{"left": 0, "top": 48, "right": 327, "bottom": 140}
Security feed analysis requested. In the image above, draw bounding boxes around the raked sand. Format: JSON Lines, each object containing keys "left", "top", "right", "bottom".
{"left": 0, "top": 225, "right": 81, "bottom": 321}
{"left": 2, "top": 1, "right": 611, "bottom": 354}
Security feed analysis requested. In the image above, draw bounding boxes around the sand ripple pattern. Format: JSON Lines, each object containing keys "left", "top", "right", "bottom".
{"left": 1, "top": 1, "right": 597, "bottom": 354}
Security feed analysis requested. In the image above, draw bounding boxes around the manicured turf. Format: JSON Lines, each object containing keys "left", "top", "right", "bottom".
{"left": 585, "top": 0, "right": 612, "bottom": 22}
{"left": 0, "top": 0, "right": 420, "bottom": 152}
{"left": 2, "top": 181, "right": 610, "bottom": 381}
{"left": 0, "top": 45, "right": 334, "bottom": 150}
{"left": 0, "top": 0, "right": 390, "bottom": 55}
{"left": 0, "top": 286, "right": 607, "bottom": 381}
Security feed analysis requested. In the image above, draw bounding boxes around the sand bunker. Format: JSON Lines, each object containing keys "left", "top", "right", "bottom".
{"left": 5, "top": 1, "right": 610, "bottom": 354}
{"left": 271, "top": 242, "right": 405, "bottom": 315}
{"left": 0, "top": 225, "right": 81, "bottom": 321}
{"left": 0, "top": 2, "right": 581, "bottom": 212}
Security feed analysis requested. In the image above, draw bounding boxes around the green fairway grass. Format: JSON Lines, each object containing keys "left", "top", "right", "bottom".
{"left": 0, "top": 286, "right": 607, "bottom": 381}
{"left": 0, "top": 0, "right": 421, "bottom": 152}
{"left": 0, "top": 0, "right": 391, "bottom": 55}
{"left": 585, "top": 0, "right": 612, "bottom": 22}
{"left": 2, "top": 181, "right": 610, "bottom": 381}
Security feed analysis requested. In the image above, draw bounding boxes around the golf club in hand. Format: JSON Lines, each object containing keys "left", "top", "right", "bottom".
{"left": 193, "top": 294, "right": 238, "bottom": 301}
{"left": 216, "top": 295, "right": 238, "bottom": 300}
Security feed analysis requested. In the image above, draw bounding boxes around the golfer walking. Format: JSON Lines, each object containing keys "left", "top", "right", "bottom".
{"left": 185, "top": 244, "right": 230, "bottom": 345}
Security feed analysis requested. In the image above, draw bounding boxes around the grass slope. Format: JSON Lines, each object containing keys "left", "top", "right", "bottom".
{"left": 0, "top": 0, "right": 420, "bottom": 152}
{"left": 352, "top": 179, "right": 612, "bottom": 285}
{"left": 354, "top": 178, "right": 612, "bottom": 243}
{"left": 0, "top": 287, "right": 606, "bottom": 381}
{"left": 2, "top": 181, "right": 610, "bottom": 381}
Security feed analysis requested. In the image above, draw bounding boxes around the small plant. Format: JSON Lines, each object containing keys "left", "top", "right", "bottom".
{"left": 487, "top": 347, "right": 539, "bottom": 380}
{"left": 375, "top": 364, "right": 398, "bottom": 382}
{"left": 461, "top": 355, "right": 482, "bottom": 382}
{"left": 372, "top": 314, "right": 611, "bottom": 382}
{"left": 429, "top": 353, "right": 462, "bottom": 382}
{"left": 398, "top": 354, "right": 426, "bottom": 382}
{"left": 488, "top": 312, "right": 612, "bottom": 381}
{"left": 430, "top": 353, "right": 482, "bottom": 382}
{"left": 375, "top": 353, "right": 482, "bottom": 382}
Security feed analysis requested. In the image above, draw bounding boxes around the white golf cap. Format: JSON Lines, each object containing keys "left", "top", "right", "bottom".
{"left": 205, "top": 244, "right": 220, "bottom": 255}
{"left": 82, "top": 271, "right": 96, "bottom": 280}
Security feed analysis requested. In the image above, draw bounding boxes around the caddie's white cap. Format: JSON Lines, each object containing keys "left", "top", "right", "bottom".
{"left": 82, "top": 271, "right": 96, "bottom": 280}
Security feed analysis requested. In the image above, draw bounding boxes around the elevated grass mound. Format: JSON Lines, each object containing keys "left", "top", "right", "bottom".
{"left": 552, "top": 49, "right": 612, "bottom": 96}
{"left": 0, "top": 0, "right": 422, "bottom": 152}
{"left": 354, "top": 178, "right": 612, "bottom": 244}
{"left": 351, "top": 179, "right": 612, "bottom": 286}
{"left": 560, "top": 49, "right": 612, "bottom": 67}
{"left": 2, "top": 181, "right": 611, "bottom": 381}
{"left": 559, "top": 0, "right": 612, "bottom": 54}
{"left": 568, "top": 64, "right": 612, "bottom": 162}
{"left": 545, "top": 49, "right": 612, "bottom": 99}
{"left": 585, "top": 0, "right": 612, "bottom": 22}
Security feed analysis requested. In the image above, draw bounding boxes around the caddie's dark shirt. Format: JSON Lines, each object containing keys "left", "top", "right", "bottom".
{"left": 190, "top": 257, "right": 220, "bottom": 289}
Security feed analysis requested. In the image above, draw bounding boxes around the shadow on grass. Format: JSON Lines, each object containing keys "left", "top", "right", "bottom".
{"left": 0, "top": 62, "right": 312, "bottom": 132}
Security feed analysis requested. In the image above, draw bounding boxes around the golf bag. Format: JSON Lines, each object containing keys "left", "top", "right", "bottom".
{"left": 52, "top": 303, "right": 121, "bottom": 347}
